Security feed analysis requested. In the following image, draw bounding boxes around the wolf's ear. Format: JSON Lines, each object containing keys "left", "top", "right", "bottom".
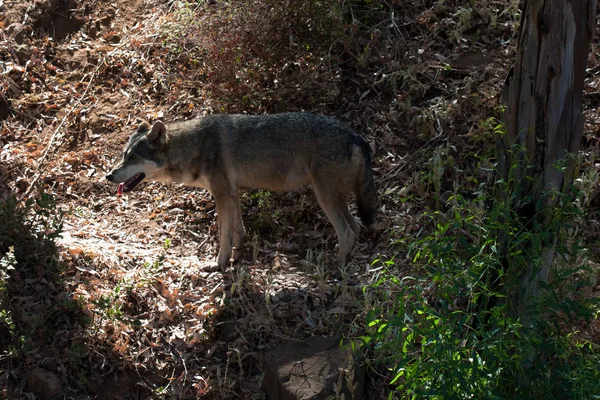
{"left": 147, "top": 120, "right": 167, "bottom": 143}
{"left": 136, "top": 119, "right": 151, "bottom": 133}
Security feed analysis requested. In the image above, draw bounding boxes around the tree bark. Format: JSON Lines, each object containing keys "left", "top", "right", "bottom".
{"left": 499, "top": 0, "right": 596, "bottom": 322}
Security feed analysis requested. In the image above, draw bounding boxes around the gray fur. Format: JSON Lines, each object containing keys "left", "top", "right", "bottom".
{"left": 106, "top": 113, "right": 378, "bottom": 270}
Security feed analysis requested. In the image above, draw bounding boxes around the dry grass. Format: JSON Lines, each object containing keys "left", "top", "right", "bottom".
{"left": 1, "top": 0, "right": 599, "bottom": 398}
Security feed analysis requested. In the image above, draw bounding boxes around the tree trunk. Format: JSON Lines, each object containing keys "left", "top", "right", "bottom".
{"left": 499, "top": 0, "right": 596, "bottom": 322}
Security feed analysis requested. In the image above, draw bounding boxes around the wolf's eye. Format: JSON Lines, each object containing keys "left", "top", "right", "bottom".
{"left": 129, "top": 154, "right": 137, "bottom": 160}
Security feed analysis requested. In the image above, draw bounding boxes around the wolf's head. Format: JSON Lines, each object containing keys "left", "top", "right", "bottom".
{"left": 106, "top": 120, "right": 168, "bottom": 193}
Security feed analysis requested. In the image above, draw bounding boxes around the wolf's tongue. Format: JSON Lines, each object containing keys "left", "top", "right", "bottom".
{"left": 117, "top": 182, "right": 124, "bottom": 196}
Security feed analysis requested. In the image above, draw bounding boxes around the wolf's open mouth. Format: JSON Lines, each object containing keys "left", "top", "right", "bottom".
{"left": 120, "top": 173, "right": 146, "bottom": 193}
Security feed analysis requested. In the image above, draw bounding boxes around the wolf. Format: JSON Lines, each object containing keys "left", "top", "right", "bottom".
{"left": 106, "top": 113, "right": 378, "bottom": 270}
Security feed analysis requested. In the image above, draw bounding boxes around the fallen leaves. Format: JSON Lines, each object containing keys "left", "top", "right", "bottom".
{"left": 5, "top": 0, "right": 597, "bottom": 398}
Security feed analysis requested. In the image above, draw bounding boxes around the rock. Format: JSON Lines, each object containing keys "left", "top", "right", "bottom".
{"left": 263, "top": 336, "right": 364, "bottom": 400}
{"left": 452, "top": 52, "right": 492, "bottom": 69}
{"left": 27, "top": 367, "right": 63, "bottom": 400}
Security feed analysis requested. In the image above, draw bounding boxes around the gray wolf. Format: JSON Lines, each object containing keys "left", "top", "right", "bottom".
{"left": 106, "top": 113, "right": 378, "bottom": 270}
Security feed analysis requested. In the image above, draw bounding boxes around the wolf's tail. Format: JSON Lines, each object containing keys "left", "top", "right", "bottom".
{"left": 354, "top": 136, "right": 378, "bottom": 226}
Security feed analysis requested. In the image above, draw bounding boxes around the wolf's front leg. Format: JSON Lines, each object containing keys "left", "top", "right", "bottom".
{"left": 215, "top": 193, "right": 236, "bottom": 271}
{"left": 232, "top": 195, "right": 246, "bottom": 262}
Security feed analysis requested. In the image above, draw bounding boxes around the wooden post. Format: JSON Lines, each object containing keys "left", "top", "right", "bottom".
{"left": 499, "top": 0, "right": 596, "bottom": 322}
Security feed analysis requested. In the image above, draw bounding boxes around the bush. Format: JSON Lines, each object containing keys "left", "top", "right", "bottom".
{"left": 0, "top": 190, "right": 88, "bottom": 393}
{"left": 360, "top": 155, "right": 600, "bottom": 399}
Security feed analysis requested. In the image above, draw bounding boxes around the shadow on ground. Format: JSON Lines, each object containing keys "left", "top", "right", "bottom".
{"left": 0, "top": 170, "right": 151, "bottom": 398}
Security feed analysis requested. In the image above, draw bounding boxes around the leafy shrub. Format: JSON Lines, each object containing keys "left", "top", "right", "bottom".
{"left": 0, "top": 191, "right": 65, "bottom": 273}
{"left": 0, "top": 190, "right": 87, "bottom": 391}
{"left": 361, "top": 156, "right": 600, "bottom": 399}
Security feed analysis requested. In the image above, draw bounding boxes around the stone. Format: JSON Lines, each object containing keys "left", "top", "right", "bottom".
{"left": 263, "top": 336, "right": 364, "bottom": 400}
{"left": 27, "top": 367, "right": 63, "bottom": 400}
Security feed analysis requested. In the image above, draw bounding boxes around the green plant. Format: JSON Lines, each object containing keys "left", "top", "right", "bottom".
{"left": 443, "top": 7, "right": 474, "bottom": 44}
{"left": 161, "top": 2, "right": 201, "bottom": 56}
{"left": 471, "top": 116, "right": 505, "bottom": 144}
{"left": 421, "top": 142, "right": 456, "bottom": 210}
{"left": 0, "top": 247, "right": 16, "bottom": 334}
{"left": 0, "top": 190, "right": 65, "bottom": 255}
{"left": 574, "top": 155, "right": 600, "bottom": 208}
{"left": 93, "top": 237, "right": 171, "bottom": 326}
{"left": 143, "top": 237, "right": 172, "bottom": 272}
{"left": 0, "top": 190, "right": 89, "bottom": 395}
{"left": 360, "top": 153, "right": 600, "bottom": 399}
{"left": 243, "top": 190, "right": 282, "bottom": 233}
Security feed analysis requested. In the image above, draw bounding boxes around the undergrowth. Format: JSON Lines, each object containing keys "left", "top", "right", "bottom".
{"left": 155, "top": 0, "right": 517, "bottom": 116}
{"left": 0, "top": 190, "right": 88, "bottom": 393}
{"left": 3, "top": 0, "right": 592, "bottom": 397}
{"left": 159, "top": 0, "right": 348, "bottom": 114}
{"left": 361, "top": 151, "right": 600, "bottom": 399}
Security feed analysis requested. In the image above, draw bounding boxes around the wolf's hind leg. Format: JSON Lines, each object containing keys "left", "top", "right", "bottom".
{"left": 343, "top": 206, "right": 360, "bottom": 235}
{"left": 312, "top": 183, "right": 355, "bottom": 268}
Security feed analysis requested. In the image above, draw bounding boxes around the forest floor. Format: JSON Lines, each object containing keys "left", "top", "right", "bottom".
{"left": 1, "top": 0, "right": 600, "bottom": 398}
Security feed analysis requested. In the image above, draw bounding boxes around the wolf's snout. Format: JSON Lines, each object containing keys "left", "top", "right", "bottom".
{"left": 106, "top": 173, "right": 114, "bottom": 182}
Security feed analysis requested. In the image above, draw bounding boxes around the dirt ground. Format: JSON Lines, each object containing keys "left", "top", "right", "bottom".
{"left": 1, "top": 0, "right": 600, "bottom": 398}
